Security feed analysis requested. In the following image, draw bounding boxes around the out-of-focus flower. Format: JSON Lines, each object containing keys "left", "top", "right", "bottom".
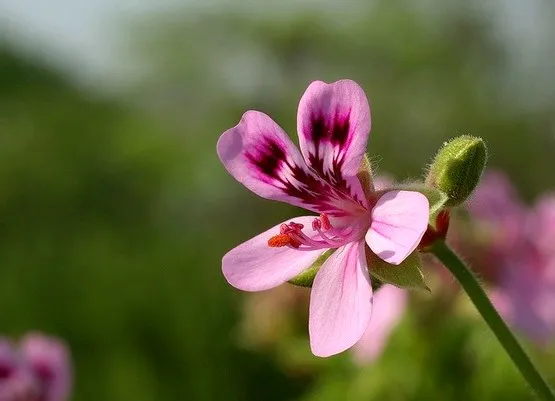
{"left": 20, "top": 334, "right": 71, "bottom": 401}
{"left": 0, "top": 334, "right": 71, "bottom": 401}
{"left": 352, "top": 285, "right": 407, "bottom": 364}
{"left": 467, "top": 170, "right": 524, "bottom": 258}
{"left": 532, "top": 195, "right": 555, "bottom": 260}
{"left": 462, "top": 171, "right": 555, "bottom": 343}
{"left": 217, "top": 79, "right": 429, "bottom": 356}
{"left": 241, "top": 285, "right": 309, "bottom": 348}
{"left": 0, "top": 338, "right": 39, "bottom": 401}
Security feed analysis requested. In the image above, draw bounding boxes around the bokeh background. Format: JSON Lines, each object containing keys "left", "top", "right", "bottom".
{"left": 1, "top": 0, "right": 554, "bottom": 400}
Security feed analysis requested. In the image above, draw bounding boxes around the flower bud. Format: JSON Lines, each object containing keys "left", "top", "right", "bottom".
{"left": 426, "top": 135, "right": 487, "bottom": 207}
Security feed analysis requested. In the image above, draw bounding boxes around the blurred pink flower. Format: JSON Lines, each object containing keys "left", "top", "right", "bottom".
{"left": 352, "top": 285, "right": 407, "bottom": 364}
{"left": 20, "top": 334, "right": 71, "bottom": 401}
{"left": 466, "top": 171, "right": 555, "bottom": 343}
{"left": 467, "top": 170, "right": 525, "bottom": 256}
{"left": 532, "top": 195, "right": 555, "bottom": 260}
{"left": 217, "top": 79, "right": 429, "bottom": 357}
{"left": 0, "top": 334, "right": 71, "bottom": 401}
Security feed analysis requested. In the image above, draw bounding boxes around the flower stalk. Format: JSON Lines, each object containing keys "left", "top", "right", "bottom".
{"left": 431, "top": 240, "right": 555, "bottom": 401}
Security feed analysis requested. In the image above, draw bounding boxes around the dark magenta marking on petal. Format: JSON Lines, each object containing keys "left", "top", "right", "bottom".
{"left": 244, "top": 134, "right": 363, "bottom": 215}
{"left": 245, "top": 136, "right": 286, "bottom": 179}
{"left": 303, "top": 110, "right": 364, "bottom": 208}
{"left": 310, "top": 114, "right": 328, "bottom": 143}
{"left": 308, "top": 110, "right": 351, "bottom": 147}
{"left": 330, "top": 113, "right": 351, "bottom": 147}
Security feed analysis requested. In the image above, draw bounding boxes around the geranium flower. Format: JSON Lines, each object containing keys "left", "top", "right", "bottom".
{"left": 20, "top": 333, "right": 72, "bottom": 401}
{"left": 0, "top": 334, "right": 71, "bottom": 401}
{"left": 217, "top": 80, "right": 429, "bottom": 356}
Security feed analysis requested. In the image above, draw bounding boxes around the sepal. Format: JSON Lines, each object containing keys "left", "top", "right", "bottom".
{"left": 366, "top": 247, "right": 429, "bottom": 291}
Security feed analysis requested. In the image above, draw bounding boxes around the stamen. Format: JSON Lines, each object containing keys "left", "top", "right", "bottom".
{"left": 290, "top": 222, "right": 304, "bottom": 231}
{"left": 268, "top": 234, "right": 300, "bottom": 248}
{"left": 312, "top": 219, "right": 322, "bottom": 231}
{"left": 320, "top": 213, "right": 331, "bottom": 230}
{"left": 267, "top": 215, "right": 354, "bottom": 251}
{"left": 313, "top": 225, "right": 345, "bottom": 247}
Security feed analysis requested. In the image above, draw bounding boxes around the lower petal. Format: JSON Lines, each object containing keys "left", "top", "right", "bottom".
{"left": 222, "top": 216, "right": 325, "bottom": 292}
{"left": 309, "top": 241, "right": 372, "bottom": 357}
{"left": 366, "top": 190, "right": 429, "bottom": 265}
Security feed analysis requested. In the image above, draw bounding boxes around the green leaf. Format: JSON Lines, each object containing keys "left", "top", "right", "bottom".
{"left": 288, "top": 249, "right": 335, "bottom": 288}
{"left": 366, "top": 248, "right": 429, "bottom": 291}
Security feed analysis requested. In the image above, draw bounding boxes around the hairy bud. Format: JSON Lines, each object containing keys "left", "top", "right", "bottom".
{"left": 426, "top": 135, "right": 487, "bottom": 207}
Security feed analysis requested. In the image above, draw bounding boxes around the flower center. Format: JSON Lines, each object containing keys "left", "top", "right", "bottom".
{"left": 268, "top": 213, "right": 361, "bottom": 251}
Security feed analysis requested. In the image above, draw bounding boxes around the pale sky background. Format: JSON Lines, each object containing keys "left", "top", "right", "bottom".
{"left": 0, "top": 0, "right": 552, "bottom": 103}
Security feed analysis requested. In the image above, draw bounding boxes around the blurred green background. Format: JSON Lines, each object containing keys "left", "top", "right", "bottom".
{"left": 1, "top": 0, "right": 554, "bottom": 400}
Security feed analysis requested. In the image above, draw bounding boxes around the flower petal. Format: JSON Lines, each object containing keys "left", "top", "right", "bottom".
{"left": 222, "top": 216, "right": 325, "bottom": 292}
{"left": 366, "top": 190, "right": 429, "bottom": 265}
{"left": 352, "top": 285, "right": 407, "bottom": 364}
{"left": 217, "top": 111, "right": 364, "bottom": 215}
{"left": 309, "top": 241, "right": 372, "bottom": 357}
{"left": 297, "top": 80, "right": 371, "bottom": 206}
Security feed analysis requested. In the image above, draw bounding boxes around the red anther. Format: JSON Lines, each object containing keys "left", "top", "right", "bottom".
{"left": 312, "top": 218, "right": 322, "bottom": 231}
{"left": 289, "top": 222, "right": 304, "bottom": 231}
{"left": 320, "top": 213, "right": 331, "bottom": 230}
{"left": 268, "top": 234, "right": 294, "bottom": 248}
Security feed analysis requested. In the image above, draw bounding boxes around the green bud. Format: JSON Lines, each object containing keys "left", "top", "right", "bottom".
{"left": 366, "top": 248, "right": 429, "bottom": 291}
{"left": 426, "top": 135, "right": 487, "bottom": 207}
{"left": 288, "top": 249, "right": 335, "bottom": 288}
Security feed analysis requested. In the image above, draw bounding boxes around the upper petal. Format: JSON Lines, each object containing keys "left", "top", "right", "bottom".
{"left": 222, "top": 216, "right": 325, "bottom": 292}
{"left": 352, "top": 285, "right": 407, "bottom": 364}
{"left": 217, "top": 111, "right": 364, "bottom": 215}
{"left": 366, "top": 190, "right": 429, "bottom": 265}
{"left": 309, "top": 241, "right": 372, "bottom": 357}
{"left": 297, "top": 80, "right": 371, "bottom": 206}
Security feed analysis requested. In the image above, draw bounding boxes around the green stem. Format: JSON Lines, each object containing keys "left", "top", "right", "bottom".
{"left": 431, "top": 240, "right": 555, "bottom": 401}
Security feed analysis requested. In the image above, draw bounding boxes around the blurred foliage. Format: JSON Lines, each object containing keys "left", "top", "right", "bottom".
{"left": 1, "top": 0, "right": 554, "bottom": 400}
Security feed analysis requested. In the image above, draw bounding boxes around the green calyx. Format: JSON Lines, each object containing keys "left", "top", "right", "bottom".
{"left": 366, "top": 248, "right": 429, "bottom": 291}
{"left": 288, "top": 249, "right": 335, "bottom": 287}
{"left": 426, "top": 135, "right": 487, "bottom": 207}
{"left": 289, "top": 247, "right": 428, "bottom": 291}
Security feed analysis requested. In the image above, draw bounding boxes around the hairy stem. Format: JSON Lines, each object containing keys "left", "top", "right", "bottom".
{"left": 431, "top": 240, "right": 555, "bottom": 401}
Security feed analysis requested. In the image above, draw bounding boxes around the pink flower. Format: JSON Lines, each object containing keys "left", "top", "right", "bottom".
{"left": 217, "top": 80, "right": 429, "bottom": 357}
{"left": 467, "top": 170, "right": 525, "bottom": 257}
{"left": 20, "top": 334, "right": 71, "bottom": 401}
{"left": 532, "top": 195, "right": 555, "bottom": 260}
{"left": 465, "top": 171, "right": 555, "bottom": 343}
{"left": 0, "top": 334, "right": 71, "bottom": 401}
{"left": 352, "top": 285, "right": 407, "bottom": 364}
{"left": 0, "top": 338, "right": 38, "bottom": 401}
